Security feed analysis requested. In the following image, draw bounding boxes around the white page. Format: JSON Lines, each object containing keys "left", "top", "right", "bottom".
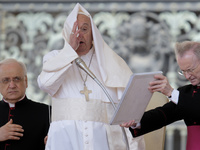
{"left": 110, "top": 71, "right": 163, "bottom": 125}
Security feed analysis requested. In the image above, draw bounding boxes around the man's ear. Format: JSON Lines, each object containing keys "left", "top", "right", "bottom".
{"left": 25, "top": 75, "right": 28, "bottom": 88}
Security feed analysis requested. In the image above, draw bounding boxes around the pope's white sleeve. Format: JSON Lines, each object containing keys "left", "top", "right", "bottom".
{"left": 38, "top": 45, "right": 78, "bottom": 96}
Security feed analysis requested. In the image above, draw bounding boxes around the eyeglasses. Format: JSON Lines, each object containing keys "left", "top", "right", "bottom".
{"left": 178, "top": 63, "right": 200, "bottom": 76}
{"left": 0, "top": 76, "right": 24, "bottom": 85}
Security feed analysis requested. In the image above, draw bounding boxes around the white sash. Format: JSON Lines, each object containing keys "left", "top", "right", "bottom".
{"left": 52, "top": 98, "right": 112, "bottom": 124}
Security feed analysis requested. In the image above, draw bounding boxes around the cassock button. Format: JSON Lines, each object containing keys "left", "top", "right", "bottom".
{"left": 85, "top": 141, "right": 89, "bottom": 144}
{"left": 194, "top": 122, "right": 197, "bottom": 124}
{"left": 85, "top": 134, "right": 88, "bottom": 137}
{"left": 85, "top": 127, "right": 88, "bottom": 130}
{"left": 9, "top": 114, "right": 13, "bottom": 117}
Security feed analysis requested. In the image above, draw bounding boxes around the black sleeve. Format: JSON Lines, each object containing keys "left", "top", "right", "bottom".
{"left": 130, "top": 101, "right": 182, "bottom": 137}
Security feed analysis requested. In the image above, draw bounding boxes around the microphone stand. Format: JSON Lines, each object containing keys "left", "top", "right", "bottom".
{"left": 75, "top": 58, "right": 130, "bottom": 150}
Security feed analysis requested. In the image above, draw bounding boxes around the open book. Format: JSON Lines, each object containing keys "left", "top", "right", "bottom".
{"left": 110, "top": 71, "right": 163, "bottom": 125}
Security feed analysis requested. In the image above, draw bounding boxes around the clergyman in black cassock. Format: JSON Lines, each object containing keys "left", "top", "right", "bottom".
{"left": 0, "top": 96, "right": 50, "bottom": 150}
{"left": 129, "top": 85, "right": 200, "bottom": 150}
{"left": 0, "top": 58, "right": 50, "bottom": 150}
{"left": 121, "top": 41, "right": 200, "bottom": 150}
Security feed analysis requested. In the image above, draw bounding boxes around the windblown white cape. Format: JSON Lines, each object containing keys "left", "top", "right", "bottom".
{"left": 38, "top": 3, "right": 145, "bottom": 150}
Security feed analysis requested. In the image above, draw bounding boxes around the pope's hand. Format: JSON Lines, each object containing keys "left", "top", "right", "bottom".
{"left": 69, "top": 20, "right": 80, "bottom": 51}
{"left": 44, "top": 136, "right": 48, "bottom": 145}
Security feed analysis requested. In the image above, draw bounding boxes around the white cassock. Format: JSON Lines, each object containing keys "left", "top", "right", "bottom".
{"left": 38, "top": 3, "right": 145, "bottom": 150}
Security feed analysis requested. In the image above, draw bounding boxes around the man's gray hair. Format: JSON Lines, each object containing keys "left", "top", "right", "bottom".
{"left": 175, "top": 41, "right": 200, "bottom": 60}
{"left": 0, "top": 58, "right": 27, "bottom": 75}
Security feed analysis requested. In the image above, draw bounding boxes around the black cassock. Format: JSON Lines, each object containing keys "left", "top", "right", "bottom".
{"left": 130, "top": 84, "right": 200, "bottom": 150}
{"left": 0, "top": 96, "right": 50, "bottom": 150}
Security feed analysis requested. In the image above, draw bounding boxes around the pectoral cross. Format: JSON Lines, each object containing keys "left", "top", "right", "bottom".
{"left": 80, "top": 85, "right": 92, "bottom": 101}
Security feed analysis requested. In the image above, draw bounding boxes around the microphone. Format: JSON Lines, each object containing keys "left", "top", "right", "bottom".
{"left": 75, "top": 57, "right": 115, "bottom": 106}
{"left": 75, "top": 57, "right": 96, "bottom": 79}
{"left": 75, "top": 57, "right": 130, "bottom": 150}
{"left": 75, "top": 57, "right": 117, "bottom": 107}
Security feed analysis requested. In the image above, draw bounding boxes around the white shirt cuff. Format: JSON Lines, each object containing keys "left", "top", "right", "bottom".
{"left": 131, "top": 122, "right": 141, "bottom": 129}
{"left": 168, "top": 89, "right": 179, "bottom": 104}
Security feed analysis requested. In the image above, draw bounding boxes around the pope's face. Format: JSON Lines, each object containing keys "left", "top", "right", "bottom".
{"left": 0, "top": 62, "right": 27, "bottom": 103}
{"left": 76, "top": 14, "right": 93, "bottom": 56}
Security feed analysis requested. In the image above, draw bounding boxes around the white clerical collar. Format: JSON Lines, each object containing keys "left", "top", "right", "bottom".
{"left": 3, "top": 95, "right": 25, "bottom": 108}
